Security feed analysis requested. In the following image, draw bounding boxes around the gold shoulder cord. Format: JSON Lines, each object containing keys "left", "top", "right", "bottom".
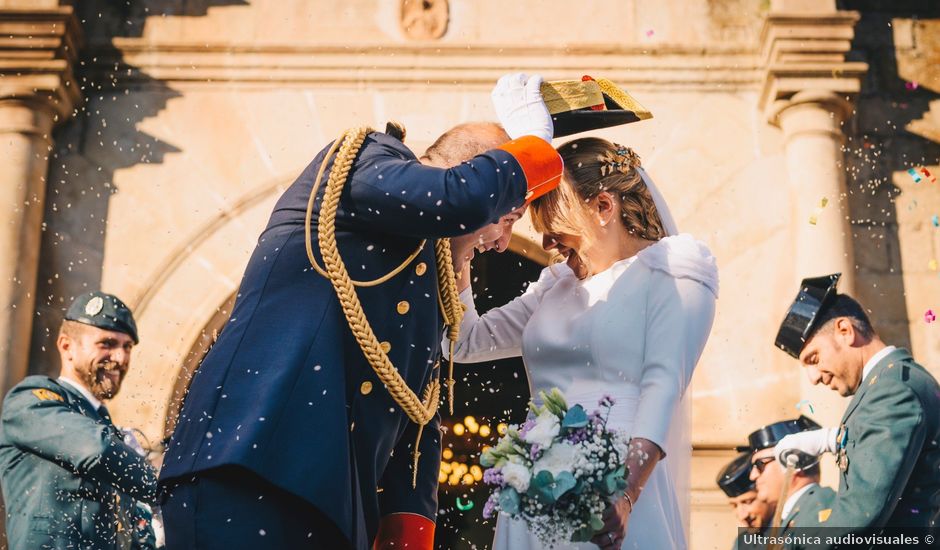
{"left": 304, "top": 126, "right": 465, "bottom": 487}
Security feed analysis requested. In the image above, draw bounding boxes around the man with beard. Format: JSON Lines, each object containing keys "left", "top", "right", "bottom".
{"left": 0, "top": 292, "right": 158, "bottom": 550}
{"left": 717, "top": 451, "right": 774, "bottom": 549}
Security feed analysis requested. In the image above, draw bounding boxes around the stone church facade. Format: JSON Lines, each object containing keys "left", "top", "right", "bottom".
{"left": 1, "top": 0, "right": 937, "bottom": 547}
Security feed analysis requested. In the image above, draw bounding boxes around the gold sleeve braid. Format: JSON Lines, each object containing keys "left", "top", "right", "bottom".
{"left": 304, "top": 126, "right": 465, "bottom": 487}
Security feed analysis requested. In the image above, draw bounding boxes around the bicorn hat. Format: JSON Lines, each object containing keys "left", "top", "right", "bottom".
{"left": 541, "top": 76, "right": 652, "bottom": 138}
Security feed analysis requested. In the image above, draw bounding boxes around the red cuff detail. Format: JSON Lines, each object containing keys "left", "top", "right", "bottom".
{"left": 498, "top": 135, "right": 563, "bottom": 204}
{"left": 372, "top": 513, "right": 435, "bottom": 550}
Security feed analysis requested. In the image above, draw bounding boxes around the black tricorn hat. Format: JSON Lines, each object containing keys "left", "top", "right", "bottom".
{"left": 747, "top": 416, "right": 821, "bottom": 451}
{"left": 541, "top": 76, "right": 652, "bottom": 138}
{"left": 716, "top": 452, "right": 755, "bottom": 497}
{"left": 774, "top": 273, "right": 841, "bottom": 359}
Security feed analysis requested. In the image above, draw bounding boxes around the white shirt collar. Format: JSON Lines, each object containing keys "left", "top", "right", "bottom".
{"left": 58, "top": 376, "right": 102, "bottom": 410}
{"left": 782, "top": 482, "right": 818, "bottom": 520}
{"left": 862, "top": 345, "right": 897, "bottom": 382}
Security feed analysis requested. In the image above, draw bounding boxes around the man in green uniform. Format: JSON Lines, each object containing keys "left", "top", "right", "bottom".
{"left": 0, "top": 292, "right": 158, "bottom": 549}
{"left": 773, "top": 274, "right": 940, "bottom": 545}
{"left": 717, "top": 451, "right": 773, "bottom": 550}
{"left": 747, "top": 417, "right": 836, "bottom": 539}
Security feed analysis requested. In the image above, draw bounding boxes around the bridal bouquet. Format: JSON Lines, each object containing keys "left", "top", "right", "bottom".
{"left": 480, "top": 389, "right": 629, "bottom": 547}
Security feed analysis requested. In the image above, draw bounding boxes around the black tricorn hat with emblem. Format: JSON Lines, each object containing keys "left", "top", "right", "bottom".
{"left": 65, "top": 291, "right": 139, "bottom": 344}
{"left": 774, "top": 273, "right": 841, "bottom": 359}
{"left": 747, "top": 416, "right": 821, "bottom": 451}
{"left": 541, "top": 76, "right": 652, "bottom": 138}
{"left": 717, "top": 452, "right": 756, "bottom": 497}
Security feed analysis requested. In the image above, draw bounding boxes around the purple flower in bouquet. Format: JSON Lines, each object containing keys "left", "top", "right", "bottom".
{"left": 599, "top": 394, "right": 616, "bottom": 408}
{"left": 482, "top": 493, "right": 499, "bottom": 520}
{"left": 565, "top": 427, "right": 589, "bottom": 445}
{"left": 483, "top": 467, "right": 503, "bottom": 486}
{"left": 518, "top": 417, "right": 537, "bottom": 438}
{"left": 529, "top": 443, "right": 542, "bottom": 461}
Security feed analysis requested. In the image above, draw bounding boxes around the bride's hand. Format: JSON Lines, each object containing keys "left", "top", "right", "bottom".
{"left": 591, "top": 495, "right": 632, "bottom": 549}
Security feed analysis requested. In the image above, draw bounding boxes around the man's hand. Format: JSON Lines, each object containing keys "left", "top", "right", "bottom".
{"left": 774, "top": 427, "right": 838, "bottom": 464}
{"left": 491, "top": 73, "right": 553, "bottom": 143}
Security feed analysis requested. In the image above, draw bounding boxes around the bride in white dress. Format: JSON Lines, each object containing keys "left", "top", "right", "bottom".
{"left": 447, "top": 138, "right": 718, "bottom": 550}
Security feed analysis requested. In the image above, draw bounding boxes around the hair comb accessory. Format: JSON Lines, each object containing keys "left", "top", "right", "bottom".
{"left": 599, "top": 144, "right": 642, "bottom": 176}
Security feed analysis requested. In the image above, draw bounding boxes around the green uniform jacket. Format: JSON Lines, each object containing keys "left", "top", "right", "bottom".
{"left": 781, "top": 483, "right": 837, "bottom": 535}
{"left": 0, "top": 376, "right": 158, "bottom": 550}
{"left": 792, "top": 348, "right": 940, "bottom": 548}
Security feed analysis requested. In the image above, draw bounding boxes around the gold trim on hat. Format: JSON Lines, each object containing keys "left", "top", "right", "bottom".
{"left": 539, "top": 80, "right": 605, "bottom": 115}
{"left": 595, "top": 78, "right": 652, "bottom": 120}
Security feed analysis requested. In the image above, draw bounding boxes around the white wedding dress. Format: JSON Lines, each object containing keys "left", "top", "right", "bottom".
{"left": 449, "top": 233, "right": 719, "bottom": 550}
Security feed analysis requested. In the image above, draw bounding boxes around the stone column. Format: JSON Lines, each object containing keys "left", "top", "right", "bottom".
{"left": 769, "top": 90, "right": 856, "bottom": 291}
{"left": 0, "top": 7, "right": 82, "bottom": 393}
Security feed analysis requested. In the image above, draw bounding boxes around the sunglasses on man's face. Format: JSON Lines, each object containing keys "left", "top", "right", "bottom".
{"left": 752, "top": 456, "right": 776, "bottom": 475}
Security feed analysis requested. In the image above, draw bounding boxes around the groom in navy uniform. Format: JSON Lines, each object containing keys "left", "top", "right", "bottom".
{"left": 159, "top": 74, "right": 564, "bottom": 550}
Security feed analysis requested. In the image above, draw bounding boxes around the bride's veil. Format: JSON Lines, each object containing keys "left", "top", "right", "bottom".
{"left": 638, "top": 167, "right": 692, "bottom": 543}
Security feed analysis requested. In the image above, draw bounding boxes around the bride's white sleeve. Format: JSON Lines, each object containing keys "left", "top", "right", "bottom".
{"left": 445, "top": 265, "right": 563, "bottom": 363}
{"left": 632, "top": 271, "right": 717, "bottom": 451}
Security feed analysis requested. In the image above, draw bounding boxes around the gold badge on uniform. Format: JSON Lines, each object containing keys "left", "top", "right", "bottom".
{"left": 31, "top": 389, "right": 64, "bottom": 402}
{"left": 818, "top": 509, "right": 832, "bottom": 522}
{"left": 85, "top": 296, "right": 104, "bottom": 316}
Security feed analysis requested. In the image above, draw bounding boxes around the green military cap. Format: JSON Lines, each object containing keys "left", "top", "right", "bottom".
{"left": 65, "top": 291, "right": 139, "bottom": 344}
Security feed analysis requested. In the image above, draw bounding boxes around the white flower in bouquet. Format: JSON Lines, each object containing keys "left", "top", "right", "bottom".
{"left": 522, "top": 409, "right": 561, "bottom": 448}
{"left": 501, "top": 460, "right": 532, "bottom": 493}
{"left": 532, "top": 441, "right": 580, "bottom": 478}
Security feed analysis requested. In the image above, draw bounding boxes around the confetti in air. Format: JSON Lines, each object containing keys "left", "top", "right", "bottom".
{"left": 932, "top": 215, "right": 939, "bottom": 228}
{"left": 908, "top": 168, "right": 922, "bottom": 183}
{"left": 808, "top": 197, "right": 829, "bottom": 225}
{"left": 795, "top": 399, "right": 815, "bottom": 414}
{"left": 455, "top": 497, "right": 474, "bottom": 511}
{"left": 929, "top": 259, "right": 938, "bottom": 272}
{"left": 905, "top": 81, "right": 919, "bottom": 90}
{"left": 920, "top": 167, "right": 937, "bottom": 184}
{"left": 645, "top": 29, "right": 655, "bottom": 38}
{"left": 926, "top": 310, "right": 936, "bottom": 324}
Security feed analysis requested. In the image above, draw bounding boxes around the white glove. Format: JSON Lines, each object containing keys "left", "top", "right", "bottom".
{"left": 491, "top": 73, "right": 554, "bottom": 143}
{"left": 774, "top": 428, "right": 838, "bottom": 465}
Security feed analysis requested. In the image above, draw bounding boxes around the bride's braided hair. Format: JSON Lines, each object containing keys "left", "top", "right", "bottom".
{"left": 531, "top": 137, "right": 666, "bottom": 243}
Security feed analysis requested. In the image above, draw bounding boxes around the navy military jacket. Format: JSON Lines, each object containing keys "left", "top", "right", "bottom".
{"left": 0, "top": 376, "right": 158, "bottom": 550}
{"left": 161, "top": 131, "right": 538, "bottom": 548}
